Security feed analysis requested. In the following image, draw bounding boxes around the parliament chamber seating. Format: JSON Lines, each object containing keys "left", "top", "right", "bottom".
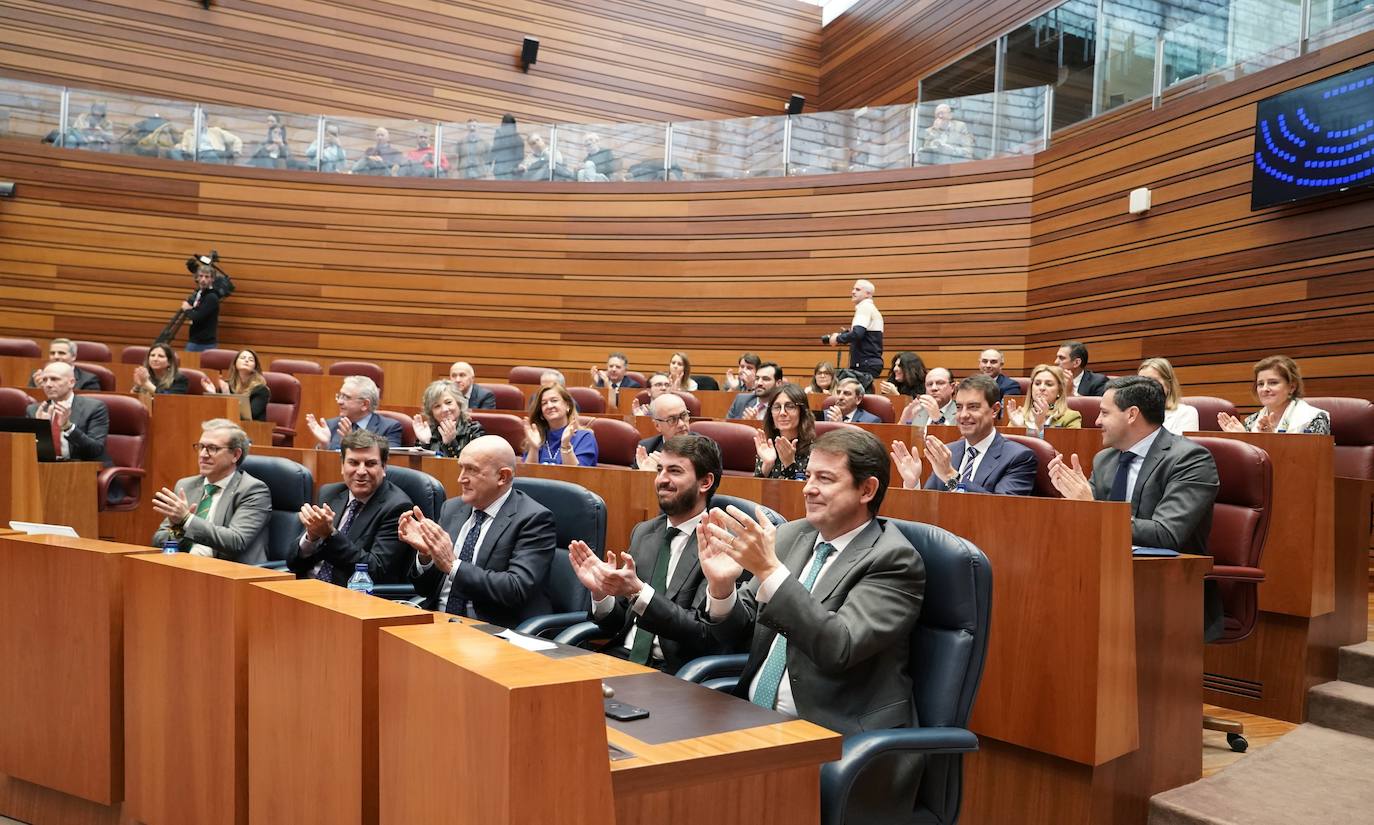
{"left": 813, "top": 420, "right": 863, "bottom": 438}
{"left": 179, "top": 367, "right": 208, "bottom": 395}
{"left": 1011, "top": 377, "right": 1030, "bottom": 394}
{"left": 0, "top": 386, "right": 29, "bottom": 416}
{"left": 1004, "top": 433, "right": 1061, "bottom": 498}
{"left": 693, "top": 375, "right": 721, "bottom": 391}
{"left": 568, "top": 386, "right": 607, "bottom": 413}
{"left": 1066, "top": 395, "right": 1101, "bottom": 426}
{"left": 587, "top": 417, "right": 639, "bottom": 467}
{"left": 263, "top": 371, "right": 301, "bottom": 446}
{"left": 624, "top": 370, "right": 647, "bottom": 386}
{"left": 198, "top": 348, "right": 239, "bottom": 371}
{"left": 635, "top": 389, "right": 701, "bottom": 416}
{"left": 1307, "top": 396, "right": 1374, "bottom": 478}
{"left": 269, "top": 358, "right": 323, "bottom": 376}
{"left": 470, "top": 411, "right": 527, "bottom": 455}
{"left": 374, "top": 409, "right": 416, "bottom": 447}
{"left": 90, "top": 392, "right": 150, "bottom": 511}
{"left": 1183, "top": 396, "right": 1237, "bottom": 431}
{"left": 0, "top": 337, "right": 41, "bottom": 357}
{"left": 328, "top": 360, "right": 385, "bottom": 392}
{"left": 508, "top": 365, "right": 552, "bottom": 384}
{"left": 482, "top": 383, "right": 526, "bottom": 410}
{"left": 74, "top": 341, "right": 111, "bottom": 362}
{"left": 689, "top": 420, "right": 758, "bottom": 475}
{"left": 820, "top": 393, "right": 896, "bottom": 423}
{"left": 511, "top": 476, "right": 606, "bottom": 637}
{"left": 241, "top": 454, "right": 315, "bottom": 566}
{"left": 317, "top": 464, "right": 444, "bottom": 600}
{"left": 120, "top": 345, "right": 149, "bottom": 365}
{"left": 709, "top": 494, "right": 786, "bottom": 527}
{"left": 77, "top": 362, "right": 116, "bottom": 391}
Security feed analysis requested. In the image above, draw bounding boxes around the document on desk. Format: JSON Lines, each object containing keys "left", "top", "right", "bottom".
{"left": 8, "top": 520, "right": 80, "bottom": 538}
{"left": 495, "top": 628, "right": 558, "bottom": 651}
{"left": 1132, "top": 546, "right": 1180, "bottom": 557}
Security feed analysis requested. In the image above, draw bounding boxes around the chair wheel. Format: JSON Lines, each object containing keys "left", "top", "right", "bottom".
{"left": 1226, "top": 733, "right": 1248, "bottom": 753}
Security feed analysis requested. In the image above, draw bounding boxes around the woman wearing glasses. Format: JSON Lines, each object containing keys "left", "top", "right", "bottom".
{"left": 754, "top": 384, "right": 816, "bottom": 480}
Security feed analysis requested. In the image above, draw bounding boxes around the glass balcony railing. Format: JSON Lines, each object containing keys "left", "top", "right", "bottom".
{"left": 0, "top": 75, "right": 1051, "bottom": 183}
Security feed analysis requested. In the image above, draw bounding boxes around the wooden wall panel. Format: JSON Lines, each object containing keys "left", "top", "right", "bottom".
{"left": 0, "top": 0, "right": 820, "bottom": 124}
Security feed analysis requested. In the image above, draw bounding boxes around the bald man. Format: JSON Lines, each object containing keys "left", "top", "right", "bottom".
{"left": 449, "top": 361, "right": 496, "bottom": 410}
{"left": 825, "top": 279, "right": 885, "bottom": 384}
{"left": 27, "top": 361, "right": 111, "bottom": 464}
{"left": 400, "top": 435, "right": 556, "bottom": 626}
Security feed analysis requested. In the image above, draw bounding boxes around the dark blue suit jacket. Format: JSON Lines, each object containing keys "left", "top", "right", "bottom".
{"left": 924, "top": 431, "right": 1036, "bottom": 495}
{"left": 994, "top": 373, "right": 1022, "bottom": 397}
{"left": 467, "top": 385, "right": 497, "bottom": 410}
{"left": 324, "top": 412, "right": 404, "bottom": 449}
{"left": 841, "top": 408, "right": 882, "bottom": 424}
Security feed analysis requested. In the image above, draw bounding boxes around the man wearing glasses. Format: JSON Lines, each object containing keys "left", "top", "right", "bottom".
{"left": 636, "top": 393, "right": 694, "bottom": 470}
{"left": 151, "top": 418, "right": 270, "bottom": 564}
{"left": 304, "top": 375, "right": 404, "bottom": 450}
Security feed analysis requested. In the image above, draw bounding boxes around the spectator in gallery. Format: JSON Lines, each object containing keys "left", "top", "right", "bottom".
{"left": 402, "top": 132, "right": 449, "bottom": 177}
{"left": 250, "top": 113, "right": 292, "bottom": 169}
{"left": 491, "top": 114, "right": 526, "bottom": 180}
{"left": 454, "top": 119, "right": 491, "bottom": 179}
{"left": 523, "top": 133, "right": 568, "bottom": 180}
{"left": 352, "top": 126, "right": 404, "bottom": 176}
{"left": 175, "top": 117, "right": 243, "bottom": 163}
{"left": 71, "top": 101, "right": 115, "bottom": 148}
{"left": 306, "top": 124, "right": 348, "bottom": 173}
{"left": 583, "top": 132, "right": 618, "bottom": 178}
{"left": 921, "top": 103, "right": 975, "bottom": 159}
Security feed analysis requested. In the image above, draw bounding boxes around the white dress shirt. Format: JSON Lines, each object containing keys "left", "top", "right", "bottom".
{"left": 1163, "top": 403, "right": 1200, "bottom": 435}
{"left": 187, "top": 470, "right": 236, "bottom": 557}
{"left": 1072, "top": 371, "right": 1084, "bottom": 395}
{"left": 707, "top": 519, "right": 872, "bottom": 717}
{"left": 416, "top": 487, "right": 514, "bottom": 610}
{"left": 592, "top": 510, "right": 706, "bottom": 662}
{"left": 1119, "top": 427, "right": 1163, "bottom": 503}
{"left": 953, "top": 430, "right": 997, "bottom": 485}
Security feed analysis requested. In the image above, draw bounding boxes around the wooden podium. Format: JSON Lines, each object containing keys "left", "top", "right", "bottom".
{"left": 122, "top": 553, "right": 292, "bottom": 825}
{"left": 0, "top": 431, "right": 99, "bottom": 537}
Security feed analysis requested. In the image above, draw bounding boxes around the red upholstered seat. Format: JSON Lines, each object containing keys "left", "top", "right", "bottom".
{"left": 1306, "top": 396, "right": 1374, "bottom": 479}
{"left": 0, "top": 338, "right": 41, "bottom": 357}
{"left": 813, "top": 420, "right": 862, "bottom": 438}
{"left": 567, "top": 387, "right": 606, "bottom": 414}
{"left": 328, "top": 361, "right": 385, "bottom": 392}
{"left": 74, "top": 341, "right": 112, "bottom": 363}
{"left": 120, "top": 345, "right": 150, "bottom": 365}
{"left": 269, "top": 358, "right": 323, "bottom": 376}
{"left": 1066, "top": 395, "right": 1101, "bottom": 427}
{"left": 471, "top": 412, "right": 527, "bottom": 455}
{"left": 1011, "top": 377, "right": 1030, "bottom": 394}
{"left": 1192, "top": 436, "right": 1272, "bottom": 644}
{"left": 483, "top": 384, "right": 526, "bottom": 411}
{"left": 688, "top": 421, "right": 758, "bottom": 475}
{"left": 1183, "top": 396, "right": 1237, "bottom": 432}
{"left": 633, "top": 390, "right": 701, "bottom": 417}
{"left": 88, "top": 392, "right": 150, "bottom": 511}
{"left": 374, "top": 409, "right": 416, "bottom": 447}
{"left": 197, "top": 348, "right": 240, "bottom": 371}
{"left": 76, "top": 362, "right": 116, "bottom": 392}
{"left": 179, "top": 368, "right": 208, "bottom": 395}
{"left": 508, "top": 366, "right": 553, "bottom": 385}
{"left": 820, "top": 393, "right": 895, "bottom": 423}
{"left": 624, "top": 371, "right": 647, "bottom": 387}
{"left": 588, "top": 418, "right": 640, "bottom": 467}
{"left": 1002, "top": 433, "right": 1060, "bottom": 498}
{"left": 263, "top": 371, "right": 301, "bottom": 447}
{"left": 0, "top": 386, "right": 31, "bottom": 416}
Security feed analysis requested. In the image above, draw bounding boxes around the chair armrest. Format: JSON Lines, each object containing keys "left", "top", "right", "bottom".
{"left": 675, "top": 653, "right": 750, "bottom": 684}
{"left": 552, "top": 621, "right": 604, "bottom": 647}
{"left": 702, "top": 677, "right": 740, "bottom": 692}
{"left": 819, "top": 727, "right": 979, "bottom": 823}
{"left": 371, "top": 583, "right": 417, "bottom": 598}
{"left": 97, "top": 465, "right": 145, "bottom": 493}
{"left": 1208, "top": 565, "right": 1266, "bottom": 583}
{"left": 515, "top": 611, "right": 591, "bottom": 638}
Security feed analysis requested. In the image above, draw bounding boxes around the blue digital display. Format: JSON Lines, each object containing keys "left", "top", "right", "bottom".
{"left": 1252, "top": 61, "right": 1374, "bottom": 209}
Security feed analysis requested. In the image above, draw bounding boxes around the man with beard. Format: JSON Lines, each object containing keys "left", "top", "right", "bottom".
{"left": 570, "top": 434, "right": 742, "bottom": 673}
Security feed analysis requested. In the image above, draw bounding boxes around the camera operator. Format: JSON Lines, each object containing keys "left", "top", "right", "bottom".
{"left": 822, "top": 279, "right": 885, "bottom": 386}
{"left": 183, "top": 262, "right": 222, "bottom": 352}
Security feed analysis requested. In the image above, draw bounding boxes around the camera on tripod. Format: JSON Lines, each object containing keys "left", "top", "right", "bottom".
{"left": 185, "top": 250, "right": 236, "bottom": 299}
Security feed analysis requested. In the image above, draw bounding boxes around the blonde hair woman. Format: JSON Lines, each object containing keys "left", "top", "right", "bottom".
{"left": 1005, "top": 364, "right": 1081, "bottom": 435}
{"left": 1138, "top": 357, "right": 1198, "bottom": 434}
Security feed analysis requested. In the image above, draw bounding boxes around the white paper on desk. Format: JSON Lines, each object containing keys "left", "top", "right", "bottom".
{"left": 495, "top": 628, "right": 558, "bottom": 651}
{"left": 8, "top": 521, "right": 80, "bottom": 537}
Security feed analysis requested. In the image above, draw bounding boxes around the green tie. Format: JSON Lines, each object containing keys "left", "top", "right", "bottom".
{"left": 629, "top": 527, "right": 679, "bottom": 665}
{"left": 194, "top": 483, "right": 220, "bottom": 520}
{"left": 752, "top": 541, "right": 837, "bottom": 710}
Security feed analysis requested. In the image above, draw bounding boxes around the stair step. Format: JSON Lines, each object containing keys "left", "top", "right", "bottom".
{"left": 1337, "top": 641, "right": 1374, "bottom": 689}
{"left": 1308, "top": 679, "right": 1374, "bottom": 739}
{"left": 1149, "top": 724, "right": 1374, "bottom": 825}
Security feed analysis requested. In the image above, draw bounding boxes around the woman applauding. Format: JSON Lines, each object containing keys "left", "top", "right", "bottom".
{"left": 524, "top": 384, "right": 598, "bottom": 466}
{"left": 412, "top": 380, "right": 485, "bottom": 457}
{"left": 131, "top": 343, "right": 188, "bottom": 396}
{"left": 201, "top": 348, "right": 270, "bottom": 421}
{"left": 1219, "top": 355, "right": 1330, "bottom": 434}
{"left": 1005, "top": 364, "right": 1081, "bottom": 436}
{"left": 754, "top": 383, "right": 816, "bottom": 480}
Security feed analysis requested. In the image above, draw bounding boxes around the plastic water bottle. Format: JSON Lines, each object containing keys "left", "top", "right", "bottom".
{"left": 953, "top": 481, "right": 968, "bottom": 493}
{"left": 346, "top": 563, "right": 374, "bottom": 595}
{"left": 162, "top": 538, "right": 180, "bottom": 554}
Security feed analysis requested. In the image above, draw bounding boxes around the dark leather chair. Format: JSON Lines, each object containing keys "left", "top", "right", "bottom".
{"left": 470, "top": 412, "right": 526, "bottom": 455}
{"left": 0, "top": 338, "right": 41, "bottom": 357}
{"left": 709, "top": 493, "right": 786, "bottom": 526}
{"left": 269, "top": 358, "right": 323, "bottom": 376}
{"left": 635, "top": 390, "right": 701, "bottom": 416}
{"left": 588, "top": 418, "right": 639, "bottom": 467}
{"left": 120, "top": 345, "right": 149, "bottom": 365}
{"left": 483, "top": 384, "right": 526, "bottom": 411}
{"left": 1183, "top": 396, "right": 1237, "bottom": 432}
{"left": 329, "top": 361, "right": 385, "bottom": 392}
{"left": 1066, "top": 395, "right": 1101, "bottom": 427}
{"left": 73, "top": 341, "right": 111, "bottom": 362}
{"left": 689, "top": 420, "right": 758, "bottom": 475}
{"left": 678, "top": 519, "right": 993, "bottom": 825}
{"left": 693, "top": 375, "right": 720, "bottom": 391}
{"left": 240, "top": 455, "right": 315, "bottom": 567}
{"left": 374, "top": 409, "right": 416, "bottom": 447}
{"left": 511, "top": 476, "right": 607, "bottom": 638}
{"left": 0, "top": 387, "right": 30, "bottom": 416}
{"left": 1193, "top": 436, "right": 1272, "bottom": 752}
{"left": 89, "top": 393, "right": 149, "bottom": 511}
{"left": 1305, "top": 397, "right": 1374, "bottom": 478}
{"left": 508, "top": 366, "right": 552, "bottom": 385}
{"left": 568, "top": 386, "right": 606, "bottom": 414}
{"left": 197, "top": 348, "right": 239, "bottom": 371}
{"left": 1002, "top": 433, "right": 1060, "bottom": 498}
{"left": 263, "top": 371, "right": 301, "bottom": 446}
{"left": 821, "top": 394, "right": 895, "bottom": 423}
{"left": 77, "top": 362, "right": 116, "bottom": 392}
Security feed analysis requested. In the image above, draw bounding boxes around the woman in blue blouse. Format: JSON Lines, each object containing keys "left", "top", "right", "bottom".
{"left": 523, "top": 384, "right": 598, "bottom": 466}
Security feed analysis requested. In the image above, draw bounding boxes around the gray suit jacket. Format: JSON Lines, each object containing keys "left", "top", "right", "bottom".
{"left": 713, "top": 518, "right": 926, "bottom": 736}
{"left": 27, "top": 395, "right": 110, "bottom": 465}
{"left": 1089, "top": 428, "right": 1219, "bottom": 553}
{"left": 152, "top": 470, "right": 271, "bottom": 565}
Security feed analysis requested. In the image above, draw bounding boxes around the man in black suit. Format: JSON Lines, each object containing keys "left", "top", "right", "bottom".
{"left": 1056, "top": 340, "right": 1109, "bottom": 397}
{"left": 304, "top": 375, "right": 403, "bottom": 449}
{"left": 572, "top": 434, "right": 740, "bottom": 673}
{"left": 636, "top": 392, "right": 693, "bottom": 470}
{"left": 449, "top": 361, "right": 496, "bottom": 410}
{"left": 726, "top": 362, "right": 782, "bottom": 420}
{"left": 1049, "top": 376, "right": 1223, "bottom": 638}
{"left": 978, "top": 348, "right": 1023, "bottom": 399}
{"left": 27, "top": 361, "right": 109, "bottom": 464}
{"left": 401, "top": 435, "right": 556, "bottom": 627}
{"left": 288, "top": 430, "right": 414, "bottom": 586}
{"left": 589, "top": 351, "right": 642, "bottom": 396}
{"left": 27, "top": 338, "right": 102, "bottom": 391}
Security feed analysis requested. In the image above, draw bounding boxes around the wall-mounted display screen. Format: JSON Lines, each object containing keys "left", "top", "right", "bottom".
{"left": 1252, "top": 61, "right": 1374, "bottom": 209}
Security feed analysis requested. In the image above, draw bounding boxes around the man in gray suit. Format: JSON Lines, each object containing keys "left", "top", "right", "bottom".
{"left": 699, "top": 428, "right": 926, "bottom": 733}
{"left": 26, "top": 361, "right": 109, "bottom": 464}
{"left": 1049, "top": 376, "right": 1222, "bottom": 636}
{"left": 152, "top": 418, "right": 271, "bottom": 565}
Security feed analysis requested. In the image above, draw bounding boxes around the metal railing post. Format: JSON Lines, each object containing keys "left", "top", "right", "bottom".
{"left": 192, "top": 105, "right": 204, "bottom": 162}
{"left": 664, "top": 123, "right": 674, "bottom": 180}
{"left": 57, "top": 87, "right": 70, "bottom": 147}
{"left": 548, "top": 124, "right": 558, "bottom": 181}
{"left": 1152, "top": 35, "right": 1166, "bottom": 109}
{"left": 783, "top": 114, "right": 793, "bottom": 176}
{"left": 908, "top": 101, "right": 919, "bottom": 167}
{"left": 433, "top": 122, "right": 444, "bottom": 178}
{"left": 314, "top": 116, "right": 325, "bottom": 172}
{"left": 1043, "top": 85, "right": 1055, "bottom": 148}
{"left": 1299, "top": 0, "right": 1313, "bottom": 54}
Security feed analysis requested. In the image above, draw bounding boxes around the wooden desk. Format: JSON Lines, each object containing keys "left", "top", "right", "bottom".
{"left": 0, "top": 431, "right": 99, "bottom": 537}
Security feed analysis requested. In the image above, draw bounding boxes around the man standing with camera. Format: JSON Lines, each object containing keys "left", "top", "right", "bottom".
{"left": 822, "top": 279, "right": 885, "bottom": 386}
{"left": 183, "top": 260, "right": 221, "bottom": 352}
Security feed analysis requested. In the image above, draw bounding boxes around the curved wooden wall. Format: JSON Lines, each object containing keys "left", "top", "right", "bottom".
{"left": 0, "top": 0, "right": 820, "bottom": 123}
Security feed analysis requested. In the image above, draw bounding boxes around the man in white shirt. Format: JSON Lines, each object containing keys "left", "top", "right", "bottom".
{"left": 824, "top": 279, "right": 885, "bottom": 384}
{"left": 898, "top": 367, "right": 957, "bottom": 425}
{"left": 571, "top": 434, "right": 740, "bottom": 673}
{"left": 151, "top": 418, "right": 271, "bottom": 564}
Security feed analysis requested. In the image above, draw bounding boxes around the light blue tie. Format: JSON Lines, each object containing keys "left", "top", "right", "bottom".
{"left": 751, "top": 541, "right": 837, "bottom": 710}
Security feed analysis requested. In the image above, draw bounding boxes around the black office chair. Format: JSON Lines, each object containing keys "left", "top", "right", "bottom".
{"left": 677, "top": 518, "right": 992, "bottom": 825}
{"left": 511, "top": 477, "right": 607, "bottom": 637}
{"left": 368, "top": 465, "right": 447, "bottom": 600}
{"left": 240, "top": 455, "right": 315, "bottom": 569}
{"left": 708, "top": 493, "right": 786, "bottom": 526}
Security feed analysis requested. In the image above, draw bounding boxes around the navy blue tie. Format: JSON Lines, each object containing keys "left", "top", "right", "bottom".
{"left": 445, "top": 510, "right": 487, "bottom": 615}
{"left": 1109, "top": 452, "right": 1137, "bottom": 502}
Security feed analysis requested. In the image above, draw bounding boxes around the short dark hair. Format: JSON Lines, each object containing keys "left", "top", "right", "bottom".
{"left": 758, "top": 361, "right": 783, "bottom": 380}
{"left": 1061, "top": 340, "right": 1090, "bottom": 367}
{"left": 663, "top": 434, "right": 722, "bottom": 499}
{"left": 811, "top": 429, "right": 890, "bottom": 516}
{"left": 1105, "top": 375, "right": 1165, "bottom": 425}
{"left": 739, "top": 353, "right": 762, "bottom": 369}
{"left": 608, "top": 352, "right": 628, "bottom": 366}
{"left": 340, "top": 428, "right": 390, "bottom": 463}
{"left": 956, "top": 374, "right": 1002, "bottom": 406}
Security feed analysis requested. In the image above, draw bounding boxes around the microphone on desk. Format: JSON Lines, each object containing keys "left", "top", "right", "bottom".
{"left": 602, "top": 682, "right": 615, "bottom": 699}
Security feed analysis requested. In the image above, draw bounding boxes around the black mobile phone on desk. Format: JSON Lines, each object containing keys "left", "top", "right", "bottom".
{"left": 604, "top": 699, "right": 649, "bottom": 721}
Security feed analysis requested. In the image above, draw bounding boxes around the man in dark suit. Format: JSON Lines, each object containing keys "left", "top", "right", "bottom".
{"left": 891, "top": 375, "right": 1036, "bottom": 495}
{"left": 1056, "top": 340, "right": 1109, "bottom": 397}
{"left": 1049, "top": 376, "right": 1222, "bottom": 636}
{"left": 726, "top": 362, "right": 781, "bottom": 420}
{"left": 27, "top": 338, "right": 102, "bottom": 391}
{"left": 590, "top": 352, "right": 642, "bottom": 392}
{"left": 449, "top": 361, "right": 496, "bottom": 410}
{"left": 636, "top": 392, "right": 692, "bottom": 469}
{"left": 304, "top": 375, "right": 403, "bottom": 449}
{"left": 826, "top": 377, "right": 882, "bottom": 424}
{"left": 287, "top": 430, "right": 413, "bottom": 586}
{"left": 699, "top": 427, "right": 925, "bottom": 740}
{"left": 151, "top": 418, "right": 270, "bottom": 564}
{"left": 572, "top": 434, "right": 740, "bottom": 673}
{"left": 978, "top": 348, "right": 1023, "bottom": 399}
{"left": 400, "top": 435, "right": 556, "bottom": 627}
{"left": 27, "top": 361, "right": 110, "bottom": 464}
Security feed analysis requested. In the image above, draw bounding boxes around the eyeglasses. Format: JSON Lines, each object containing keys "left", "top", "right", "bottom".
{"left": 653, "top": 411, "right": 691, "bottom": 424}
{"left": 192, "top": 442, "right": 227, "bottom": 455}
{"left": 335, "top": 393, "right": 358, "bottom": 403}
{"left": 770, "top": 402, "right": 800, "bottom": 414}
